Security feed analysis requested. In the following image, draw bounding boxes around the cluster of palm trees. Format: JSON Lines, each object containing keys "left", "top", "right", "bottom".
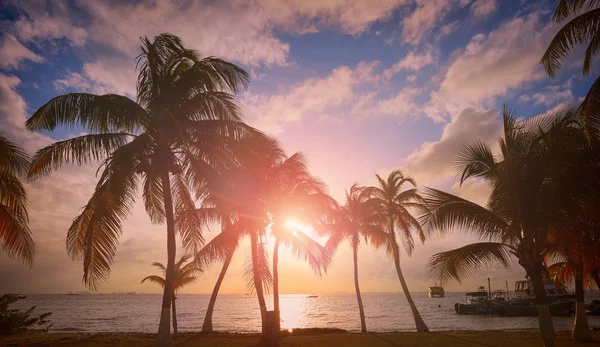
{"left": 1, "top": 2, "right": 600, "bottom": 346}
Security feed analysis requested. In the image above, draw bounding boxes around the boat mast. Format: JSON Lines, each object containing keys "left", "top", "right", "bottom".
{"left": 487, "top": 278, "right": 491, "bottom": 297}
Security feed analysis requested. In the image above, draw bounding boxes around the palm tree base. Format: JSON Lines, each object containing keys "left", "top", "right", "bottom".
{"left": 156, "top": 307, "right": 172, "bottom": 347}
{"left": 572, "top": 302, "right": 592, "bottom": 341}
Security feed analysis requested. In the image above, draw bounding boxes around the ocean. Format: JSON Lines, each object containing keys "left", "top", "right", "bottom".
{"left": 13, "top": 292, "right": 600, "bottom": 333}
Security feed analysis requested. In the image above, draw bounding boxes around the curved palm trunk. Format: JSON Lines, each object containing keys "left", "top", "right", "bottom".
{"left": 202, "top": 248, "right": 234, "bottom": 333}
{"left": 352, "top": 243, "right": 367, "bottom": 333}
{"left": 572, "top": 265, "right": 592, "bottom": 341}
{"left": 250, "top": 232, "right": 268, "bottom": 335}
{"left": 530, "top": 270, "right": 555, "bottom": 347}
{"left": 172, "top": 294, "right": 177, "bottom": 337}
{"left": 389, "top": 221, "right": 428, "bottom": 333}
{"left": 157, "top": 171, "right": 176, "bottom": 347}
{"left": 273, "top": 238, "right": 281, "bottom": 331}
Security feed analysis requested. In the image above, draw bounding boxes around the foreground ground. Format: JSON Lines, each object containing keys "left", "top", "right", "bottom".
{"left": 2, "top": 330, "right": 600, "bottom": 346}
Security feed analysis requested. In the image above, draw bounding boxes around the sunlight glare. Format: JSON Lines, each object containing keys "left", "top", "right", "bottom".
{"left": 285, "top": 219, "right": 315, "bottom": 238}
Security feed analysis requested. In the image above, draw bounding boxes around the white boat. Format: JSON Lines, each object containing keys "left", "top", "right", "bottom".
{"left": 427, "top": 286, "right": 445, "bottom": 298}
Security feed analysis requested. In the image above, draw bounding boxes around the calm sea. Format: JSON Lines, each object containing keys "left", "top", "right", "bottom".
{"left": 13, "top": 292, "right": 600, "bottom": 333}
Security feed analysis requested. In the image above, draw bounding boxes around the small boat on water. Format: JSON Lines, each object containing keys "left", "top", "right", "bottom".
{"left": 427, "top": 285, "right": 445, "bottom": 298}
{"left": 495, "top": 280, "right": 574, "bottom": 317}
{"left": 454, "top": 280, "right": 575, "bottom": 316}
{"left": 307, "top": 295, "right": 318, "bottom": 298}
{"left": 455, "top": 286, "right": 507, "bottom": 315}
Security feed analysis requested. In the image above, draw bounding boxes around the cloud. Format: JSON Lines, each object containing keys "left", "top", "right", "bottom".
{"left": 243, "top": 61, "right": 382, "bottom": 134}
{"left": 0, "top": 34, "right": 43, "bottom": 70}
{"left": 401, "top": 0, "right": 468, "bottom": 45}
{"left": 384, "top": 49, "right": 436, "bottom": 79}
{"left": 256, "top": 0, "right": 408, "bottom": 35}
{"left": 519, "top": 84, "right": 574, "bottom": 107}
{"left": 439, "top": 21, "right": 460, "bottom": 37}
{"left": 53, "top": 72, "right": 91, "bottom": 92}
{"left": 401, "top": 107, "right": 502, "bottom": 186}
{"left": 470, "top": 0, "right": 498, "bottom": 17}
{"left": 426, "top": 13, "right": 559, "bottom": 120}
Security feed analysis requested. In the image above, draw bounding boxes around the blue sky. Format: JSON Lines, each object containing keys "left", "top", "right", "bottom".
{"left": 0, "top": 0, "right": 596, "bottom": 295}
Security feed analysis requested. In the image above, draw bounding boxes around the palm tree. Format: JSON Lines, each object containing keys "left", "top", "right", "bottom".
{"left": 196, "top": 220, "right": 241, "bottom": 333}
{"left": 25, "top": 33, "right": 256, "bottom": 347}
{"left": 0, "top": 131, "right": 34, "bottom": 265}
{"left": 326, "top": 184, "right": 383, "bottom": 333}
{"left": 420, "top": 108, "right": 599, "bottom": 347}
{"left": 141, "top": 254, "right": 202, "bottom": 336}
{"left": 268, "top": 153, "right": 334, "bottom": 327}
{"left": 367, "top": 170, "right": 429, "bottom": 333}
{"left": 541, "top": 0, "right": 600, "bottom": 133}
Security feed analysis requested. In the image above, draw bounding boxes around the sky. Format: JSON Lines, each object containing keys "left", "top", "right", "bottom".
{"left": 0, "top": 0, "right": 596, "bottom": 295}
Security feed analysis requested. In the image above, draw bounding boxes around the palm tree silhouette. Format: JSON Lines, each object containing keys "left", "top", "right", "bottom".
{"left": 0, "top": 131, "right": 34, "bottom": 265}
{"left": 541, "top": 0, "right": 600, "bottom": 133}
{"left": 326, "top": 184, "right": 383, "bottom": 333}
{"left": 25, "top": 33, "right": 257, "bottom": 347}
{"left": 420, "top": 107, "right": 600, "bottom": 347}
{"left": 368, "top": 170, "right": 429, "bottom": 332}
{"left": 141, "top": 254, "right": 202, "bottom": 336}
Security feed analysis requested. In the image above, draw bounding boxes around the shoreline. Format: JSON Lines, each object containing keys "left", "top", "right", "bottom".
{"left": 3, "top": 330, "right": 600, "bottom": 346}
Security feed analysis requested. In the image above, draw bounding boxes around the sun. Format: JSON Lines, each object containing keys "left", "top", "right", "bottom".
{"left": 285, "top": 219, "right": 315, "bottom": 237}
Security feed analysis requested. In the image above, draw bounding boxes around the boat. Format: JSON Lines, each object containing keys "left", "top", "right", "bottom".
{"left": 495, "top": 280, "right": 574, "bottom": 317}
{"left": 307, "top": 295, "right": 318, "bottom": 298}
{"left": 427, "top": 285, "right": 445, "bottom": 298}
{"left": 454, "top": 286, "right": 507, "bottom": 315}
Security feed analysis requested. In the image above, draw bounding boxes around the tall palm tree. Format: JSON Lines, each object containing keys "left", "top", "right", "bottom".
{"left": 541, "top": 0, "right": 600, "bottom": 133}
{"left": 326, "top": 184, "right": 382, "bottom": 333}
{"left": 25, "top": 33, "right": 256, "bottom": 347}
{"left": 141, "top": 254, "right": 202, "bottom": 336}
{"left": 269, "top": 153, "right": 334, "bottom": 326}
{"left": 0, "top": 131, "right": 34, "bottom": 265}
{"left": 367, "top": 170, "right": 429, "bottom": 333}
{"left": 420, "top": 108, "right": 599, "bottom": 347}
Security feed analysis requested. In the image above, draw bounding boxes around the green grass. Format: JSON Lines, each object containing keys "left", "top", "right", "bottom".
{"left": 2, "top": 331, "right": 600, "bottom": 346}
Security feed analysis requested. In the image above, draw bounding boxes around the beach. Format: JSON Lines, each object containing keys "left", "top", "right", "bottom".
{"left": 3, "top": 331, "right": 600, "bottom": 346}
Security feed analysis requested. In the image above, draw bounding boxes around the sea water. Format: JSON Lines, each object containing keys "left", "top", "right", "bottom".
{"left": 13, "top": 292, "right": 600, "bottom": 333}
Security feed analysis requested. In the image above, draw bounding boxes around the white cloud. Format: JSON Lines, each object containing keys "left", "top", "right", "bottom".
{"left": 439, "top": 21, "right": 460, "bottom": 36}
{"left": 401, "top": 0, "right": 468, "bottom": 45}
{"left": 384, "top": 49, "right": 435, "bottom": 79}
{"left": 401, "top": 107, "right": 502, "bottom": 186}
{"left": 53, "top": 72, "right": 91, "bottom": 92}
{"left": 470, "top": 0, "right": 498, "bottom": 17}
{"left": 520, "top": 84, "right": 574, "bottom": 107}
{"left": 426, "top": 13, "right": 559, "bottom": 120}
{"left": 0, "top": 34, "right": 43, "bottom": 70}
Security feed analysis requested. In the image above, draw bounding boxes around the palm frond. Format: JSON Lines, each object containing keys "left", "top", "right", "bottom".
{"left": 419, "top": 187, "right": 510, "bottom": 242}
{"left": 455, "top": 139, "right": 497, "bottom": 185}
{"left": 428, "top": 242, "right": 515, "bottom": 284}
{"left": 541, "top": 8, "right": 600, "bottom": 76}
{"left": 25, "top": 93, "right": 147, "bottom": 133}
{"left": 140, "top": 275, "right": 165, "bottom": 287}
{"left": 579, "top": 75, "right": 600, "bottom": 136}
{"left": 141, "top": 164, "right": 165, "bottom": 224}
{"left": 553, "top": 0, "right": 600, "bottom": 22}
{"left": 0, "top": 132, "right": 30, "bottom": 177}
{"left": 66, "top": 138, "right": 145, "bottom": 290}
{"left": 0, "top": 203, "right": 34, "bottom": 266}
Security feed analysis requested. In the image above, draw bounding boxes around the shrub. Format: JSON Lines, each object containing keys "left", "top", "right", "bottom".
{"left": 0, "top": 294, "right": 51, "bottom": 334}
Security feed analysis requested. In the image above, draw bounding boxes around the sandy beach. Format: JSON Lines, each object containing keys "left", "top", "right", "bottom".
{"left": 3, "top": 331, "right": 600, "bottom": 347}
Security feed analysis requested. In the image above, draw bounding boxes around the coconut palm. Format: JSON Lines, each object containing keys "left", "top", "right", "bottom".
{"left": 25, "top": 33, "right": 257, "bottom": 347}
{"left": 0, "top": 131, "right": 34, "bottom": 265}
{"left": 269, "top": 153, "right": 335, "bottom": 325}
{"left": 326, "top": 184, "right": 383, "bottom": 333}
{"left": 420, "top": 108, "right": 600, "bottom": 347}
{"left": 141, "top": 254, "right": 202, "bottom": 335}
{"left": 367, "top": 170, "right": 429, "bottom": 333}
{"left": 541, "top": 0, "right": 600, "bottom": 133}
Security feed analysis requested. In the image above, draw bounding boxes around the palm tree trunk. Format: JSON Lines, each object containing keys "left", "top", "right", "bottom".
{"left": 172, "top": 293, "right": 177, "bottom": 337}
{"left": 157, "top": 171, "right": 176, "bottom": 347}
{"left": 352, "top": 242, "right": 367, "bottom": 333}
{"left": 392, "top": 248, "right": 429, "bottom": 332}
{"left": 202, "top": 248, "right": 234, "bottom": 333}
{"left": 572, "top": 264, "right": 592, "bottom": 341}
{"left": 530, "top": 270, "right": 555, "bottom": 347}
{"left": 389, "top": 220, "right": 428, "bottom": 333}
{"left": 273, "top": 238, "right": 281, "bottom": 331}
{"left": 250, "top": 232, "right": 268, "bottom": 335}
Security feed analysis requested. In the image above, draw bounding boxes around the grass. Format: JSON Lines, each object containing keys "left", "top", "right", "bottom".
{"left": 2, "top": 330, "right": 600, "bottom": 346}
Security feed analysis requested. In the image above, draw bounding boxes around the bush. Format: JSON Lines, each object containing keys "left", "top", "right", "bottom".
{"left": 0, "top": 294, "right": 52, "bottom": 334}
